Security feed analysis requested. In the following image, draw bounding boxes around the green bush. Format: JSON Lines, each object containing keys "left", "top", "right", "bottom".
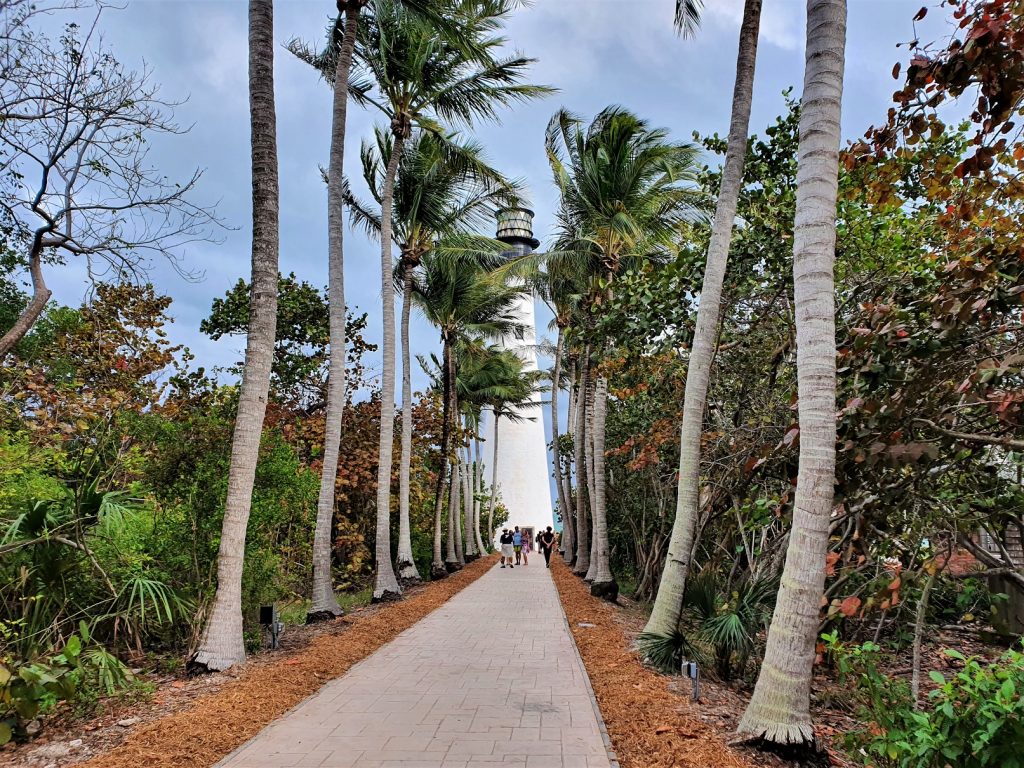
{"left": 826, "top": 633, "right": 1024, "bottom": 768}
{"left": 0, "top": 621, "right": 130, "bottom": 744}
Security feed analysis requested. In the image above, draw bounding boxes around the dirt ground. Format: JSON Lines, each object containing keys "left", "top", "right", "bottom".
{"left": 549, "top": 558, "right": 757, "bottom": 768}
{"left": 549, "top": 558, "right": 1010, "bottom": 768}
{"left": 2, "top": 555, "right": 496, "bottom": 768}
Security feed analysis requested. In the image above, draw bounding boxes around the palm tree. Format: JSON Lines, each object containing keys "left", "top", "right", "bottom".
{"left": 302, "top": 0, "right": 366, "bottom": 623}
{"left": 538, "top": 262, "right": 584, "bottom": 565}
{"left": 350, "top": 0, "right": 549, "bottom": 599}
{"left": 738, "top": 0, "right": 847, "bottom": 747}
{"left": 546, "top": 106, "right": 701, "bottom": 600}
{"left": 643, "top": 0, "right": 763, "bottom": 639}
{"left": 290, "top": 0, "right": 464, "bottom": 616}
{"left": 191, "top": 0, "right": 279, "bottom": 671}
{"left": 414, "top": 255, "right": 528, "bottom": 577}
{"left": 343, "top": 128, "right": 520, "bottom": 582}
{"left": 456, "top": 339, "right": 526, "bottom": 555}
{"left": 472, "top": 350, "right": 544, "bottom": 543}
{"left": 571, "top": 351, "right": 590, "bottom": 574}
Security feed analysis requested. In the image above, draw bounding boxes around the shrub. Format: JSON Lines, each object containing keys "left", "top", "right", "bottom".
{"left": 826, "top": 633, "right": 1024, "bottom": 768}
{"left": 637, "top": 570, "right": 776, "bottom": 679}
{"left": 0, "top": 622, "right": 130, "bottom": 744}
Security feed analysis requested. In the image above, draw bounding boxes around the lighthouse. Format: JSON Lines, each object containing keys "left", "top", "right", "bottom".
{"left": 484, "top": 207, "right": 554, "bottom": 546}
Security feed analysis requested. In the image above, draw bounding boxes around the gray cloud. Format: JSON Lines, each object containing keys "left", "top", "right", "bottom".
{"left": 19, "top": 0, "right": 953, "bottom": 454}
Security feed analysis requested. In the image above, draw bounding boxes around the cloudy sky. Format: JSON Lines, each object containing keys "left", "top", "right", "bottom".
{"left": 33, "top": 0, "right": 949, "bottom": 410}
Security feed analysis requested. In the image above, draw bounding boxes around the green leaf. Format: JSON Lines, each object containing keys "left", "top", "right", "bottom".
{"left": 64, "top": 635, "right": 81, "bottom": 659}
{"left": 929, "top": 670, "right": 946, "bottom": 684}
{"left": 0, "top": 722, "right": 11, "bottom": 745}
{"left": 1000, "top": 679, "right": 1015, "bottom": 700}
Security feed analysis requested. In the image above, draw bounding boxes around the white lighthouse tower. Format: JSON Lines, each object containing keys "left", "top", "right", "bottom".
{"left": 484, "top": 207, "right": 553, "bottom": 545}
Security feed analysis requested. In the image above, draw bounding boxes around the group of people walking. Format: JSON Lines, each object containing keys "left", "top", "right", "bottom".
{"left": 498, "top": 525, "right": 557, "bottom": 568}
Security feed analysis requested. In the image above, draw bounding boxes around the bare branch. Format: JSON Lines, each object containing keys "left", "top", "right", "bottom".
{"left": 0, "top": 3, "right": 222, "bottom": 357}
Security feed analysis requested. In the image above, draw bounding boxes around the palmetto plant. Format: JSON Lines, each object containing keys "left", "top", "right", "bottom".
{"left": 343, "top": 127, "right": 520, "bottom": 580}
{"left": 546, "top": 105, "right": 702, "bottom": 599}
{"left": 1, "top": 488, "right": 189, "bottom": 661}
{"left": 638, "top": 570, "right": 776, "bottom": 681}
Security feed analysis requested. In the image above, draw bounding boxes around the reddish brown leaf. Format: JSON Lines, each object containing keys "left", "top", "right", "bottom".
{"left": 825, "top": 551, "right": 841, "bottom": 577}
{"left": 839, "top": 596, "right": 862, "bottom": 618}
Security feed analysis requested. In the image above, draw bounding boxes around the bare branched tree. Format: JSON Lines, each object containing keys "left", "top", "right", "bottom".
{"left": 0, "top": 3, "right": 219, "bottom": 357}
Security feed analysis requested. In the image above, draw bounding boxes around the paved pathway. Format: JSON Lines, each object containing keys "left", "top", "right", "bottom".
{"left": 217, "top": 560, "right": 614, "bottom": 768}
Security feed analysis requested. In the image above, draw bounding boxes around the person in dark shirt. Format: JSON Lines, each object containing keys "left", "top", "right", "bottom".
{"left": 538, "top": 526, "right": 556, "bottom": 568}
{"left": 499, "top": 529, "right": 515, "bottom": 568}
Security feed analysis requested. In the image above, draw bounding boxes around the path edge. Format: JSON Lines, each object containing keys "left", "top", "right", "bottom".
{"left": 548, "top": 565, "right": 621, "bottom": 768}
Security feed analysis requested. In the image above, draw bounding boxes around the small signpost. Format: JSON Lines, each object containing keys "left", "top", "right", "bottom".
{"left": 682, "top": 659, "right": 700, "bottom": 701}
{"left": 259, "top": 604, "right": 283, "bottom": 649}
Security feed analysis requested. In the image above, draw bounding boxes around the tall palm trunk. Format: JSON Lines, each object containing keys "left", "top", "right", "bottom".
{"left": 371, "top": 131, "right": 405, "bottom": 602}
{"left": 645, "top": 0, "right": 762, "bottom": 638}
{"left": 563, "top": 362, "right": 578, "bottom": 564}
{"left": 573, "top": 355, "right": 591, "bottom": 576}
{"left": 589, "top": 375, "right": 617, "bottom": 600}
{"left": 446, "top": 453, "right": 462, "bottom": 568}
{"left": 462, "top": 446, "right": 476, "bottom": 559}
{"left": 487, "top": 412, "right": 500, "bottom": 544}
{"left": 584, "top": 370, "right": 599, "bottom": 582}
{"left": 395, "top": 261, "right": 421, "bottom": 583}
{"left": 192, "top": 0, "right": 279, "bottom": 671}
{"left": 446, "top": 351, "right": 464, "bottom": 570}
{"left": 550, "top": 325, "right": 573, "bottom": 557}
{"left": 738, "top": 0, "right": 845, "bottom": 745}
{"left": 430, "top": 335, "right": 453, "bottom": 579}
{"left": 473, "top": 435, "right": 487, "bottom": 554}
{"left": 309, "top": 0, "right": 362, "bottom": 621}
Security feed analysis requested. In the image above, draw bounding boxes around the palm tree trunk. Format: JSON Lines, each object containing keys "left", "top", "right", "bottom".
{"left": 738, "top": 0, "right": 845, "bottom": 745}
{"left": 446, "top": 350, "right": 463, "bottom": 570}
{"left": 584, "top": 370, "right": 599, "bottom": 583}
{"left": 645, "top": 0, "right": 762, "bottom": 638}
{"left": 430, "top": 336, "right": 453, "bottom": 579}
{"left": 192, "top": 0, "right": 279, "bottom": 671}
{"left": 563, "top": 362, "right": 578, "bottom": 564}
{"left": 395, "top": 261, "right": 421, "bottom": 583}
{"left": 309, "top": 0, "right": 361, "bottom": 621}
{"left": 590, "top": 375, "right": 617, "bottom": 601}
{"left": 371, "top": 131, "right": 404, "bottom": 602}
{"left": 447, "top": 453, "right": 462, "bottom": 567}
{"left": 487, "top": 412, "right": 500, "bottom": 545}
{"left": 473, "top": 435, "right": 487, "bottom": 554}
{"left": 462, "top": 446, "right": 476, "bottom": 559}
{"left": 550, "top": 326, "right": 573, "bottom": 558}
{"left": 573, "top": 355, "right": 591, "bottom": 576}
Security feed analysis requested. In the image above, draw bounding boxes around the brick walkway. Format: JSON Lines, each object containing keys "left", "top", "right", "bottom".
{"left": 217, "top": 559, "right": 614, "bottom": 768}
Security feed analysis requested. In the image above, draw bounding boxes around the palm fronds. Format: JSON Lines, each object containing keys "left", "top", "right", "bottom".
{"left": 636, "top": 629, "right": 706, "bottom": 674}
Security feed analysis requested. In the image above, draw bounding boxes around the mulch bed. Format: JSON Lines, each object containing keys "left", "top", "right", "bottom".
{"left": 67, "top": 555, "right": 497, "bottom": 768}
{"left": 550, "top": 558, "right": 754, "bottom": 768}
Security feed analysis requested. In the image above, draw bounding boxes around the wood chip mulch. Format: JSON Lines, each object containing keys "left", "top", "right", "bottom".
{"left": 77, "top": 555, "right": 497, "bottom": 768}
{"left": 550, "top": 559, "right": 755, "bottom": 768}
